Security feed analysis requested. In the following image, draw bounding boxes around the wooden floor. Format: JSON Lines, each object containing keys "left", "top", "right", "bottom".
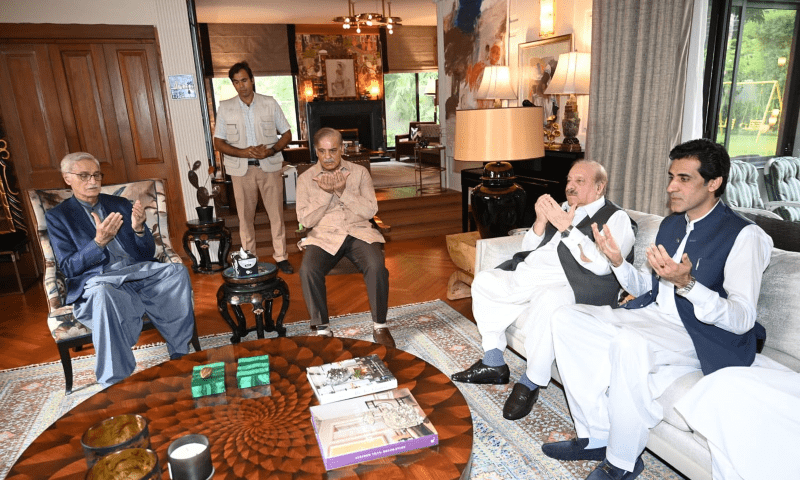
{"left": 0, "top": 234, "right": 475, "bottom": 371}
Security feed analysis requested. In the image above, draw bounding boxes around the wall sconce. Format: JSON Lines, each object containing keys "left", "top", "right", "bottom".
{"left": 778, "top": 56, "right": 787, "bottom": 67}
{"left": 369, "top": 79, "right": 380, "bottom": 98}
{"left": 303, "top": 80, "right": 314, "bottom": 101}
{"left": 540, "top": 0, "right": 555, "bottom": 38}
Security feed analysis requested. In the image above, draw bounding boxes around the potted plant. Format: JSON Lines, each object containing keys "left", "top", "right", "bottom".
{"left": 187, "top": 158, "right": 220, "bottom": 222}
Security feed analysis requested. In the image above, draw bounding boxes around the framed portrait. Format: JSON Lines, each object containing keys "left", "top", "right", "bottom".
{"left": 518, "top": 34, "right": 573, "bottom": 121}
{"left": 323, "top": 58, "right": 358, "bottom": 100}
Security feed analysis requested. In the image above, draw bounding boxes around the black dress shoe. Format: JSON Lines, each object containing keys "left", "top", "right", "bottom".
{"left": 451, "top": 360, "right": 510, "bottom": 384}
{"left": 372, "top": 327, "right": 396, "bottom": 348}
{"left": 277, "top": 260, "right": 294, "bottom": 274}
{"left": 502, "top": 383, "right": 539, "bottom": 420}
{"left": 586, "top": 457, "right": 644, "bottom": 480}
{"left": 541, "top": 437, "right": 607, "bottom": 461}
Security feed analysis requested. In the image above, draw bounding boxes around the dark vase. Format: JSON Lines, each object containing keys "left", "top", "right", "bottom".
{"left": 196, "top": 206, "right": 214, "bottom": 223}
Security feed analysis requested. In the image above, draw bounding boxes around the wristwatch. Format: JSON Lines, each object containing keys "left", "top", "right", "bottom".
{"left": 560, "top": 225, "right": 574, "bottom": 239}
{"left": 676, "top": 275, "right": 696, "bottom": 296}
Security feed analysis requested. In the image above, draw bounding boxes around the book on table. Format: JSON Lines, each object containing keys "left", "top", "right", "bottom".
{"left": 310, "top": 387, "right": 439, "bottom": 470}
{"left": 306, "top": 355, "right": 397, "bottom": 404}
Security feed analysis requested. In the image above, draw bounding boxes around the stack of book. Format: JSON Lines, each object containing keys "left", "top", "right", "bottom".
{"left": 306, "top": 355, "right": 397, "bottom": 404}
{"left": 306, "top": 356, "right": 438, "bottom": 470}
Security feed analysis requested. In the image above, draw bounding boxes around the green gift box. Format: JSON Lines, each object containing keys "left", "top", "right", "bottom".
{"left": 191, "top": 362, "right": 226, "bottom": 398}
{"left": 237, "top": 355, "right": 270, "bottom": 389}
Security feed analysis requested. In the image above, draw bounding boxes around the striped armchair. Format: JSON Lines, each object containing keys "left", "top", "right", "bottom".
{"left": 764, "top": 156, "right": 800, "bottom": 222}
{"left": 723, "top": 160, "right": 782, "bottom": 219}
{"left": 28, "top": 179, "right": 200, "bottom": 394}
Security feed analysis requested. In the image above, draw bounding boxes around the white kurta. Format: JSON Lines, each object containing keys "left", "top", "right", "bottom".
{"left": 471, "top": 196, "right": 635, "bottom": 385}
{"left": 550, "top": 202, "right": 774, "bottom": 472}
{"left": 675, "top": 365, "right": 799, "bottom": 480}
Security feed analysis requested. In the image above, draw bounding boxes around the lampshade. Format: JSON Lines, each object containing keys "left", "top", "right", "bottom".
{"left": 454, "top": 107, "right": 544, "bottom": 162}
{"left": 544, "top": 52, "right": 591, "bottom": 95}
{"left": 476, "top": 66, "right": 517, "bottom": 100}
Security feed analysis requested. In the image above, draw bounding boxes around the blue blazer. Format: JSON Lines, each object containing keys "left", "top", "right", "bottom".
{"left": 45, "top": 195, "right": 156, "bottom": 304}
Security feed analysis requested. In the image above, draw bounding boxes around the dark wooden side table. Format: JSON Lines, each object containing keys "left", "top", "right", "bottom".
{"left": 217, "top": 262, "right": 289, "bottom": 342}
{"left": 182, "top": 218, "right": 231, "bottom": 274}
{"left": 415, "top": 144, "right": 446, "bottom": 194}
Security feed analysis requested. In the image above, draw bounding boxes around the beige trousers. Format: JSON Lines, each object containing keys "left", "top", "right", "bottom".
{"left": 231, "top": 166, "right": 287, "bottom": 262}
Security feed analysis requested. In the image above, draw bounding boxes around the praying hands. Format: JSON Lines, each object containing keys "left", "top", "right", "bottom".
{"left": 313, "top": 169, "right": 350, "bottom": 197}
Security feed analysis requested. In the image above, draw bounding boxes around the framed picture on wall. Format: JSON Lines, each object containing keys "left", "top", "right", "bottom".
{"left": 518, "top": 34, "right": 573, "bottom": 122}
{"left": 323, "top": 58, "right": 358, "bottom": 100}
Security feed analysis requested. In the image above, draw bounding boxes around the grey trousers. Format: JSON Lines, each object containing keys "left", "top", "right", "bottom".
{"left": 299, "top": 236, "right": 388, "bottom": 327}
{"left": 73, "top": 262, "right": 195, "bottom": 386}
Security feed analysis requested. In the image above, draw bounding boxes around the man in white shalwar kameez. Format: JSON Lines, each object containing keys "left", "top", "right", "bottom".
{"left": 451, "top": 160, "right": 636, "bottom": 420}
{"left": 676, "top": 366, "right": 800, "bottom": 480}
{"left": 542, "top": 139, "right": 774, "bottom": 480}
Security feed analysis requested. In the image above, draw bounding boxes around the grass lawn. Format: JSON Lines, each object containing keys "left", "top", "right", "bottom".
{"left": 721, "top": 131, "right": 779, "bottom": 157}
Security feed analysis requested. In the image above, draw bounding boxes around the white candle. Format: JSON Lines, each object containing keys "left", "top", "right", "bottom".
{"left": 170, "top": 442, "right": 207, "bottom": 460}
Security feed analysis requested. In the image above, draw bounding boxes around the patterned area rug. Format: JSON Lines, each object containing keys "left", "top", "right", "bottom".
{"left": 0, "top": 300, "right": 683, "bottom": 480}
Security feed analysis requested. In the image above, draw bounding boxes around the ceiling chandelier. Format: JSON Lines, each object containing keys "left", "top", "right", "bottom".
{"left": 333, "top": 0, "right": 402, "bottom": 34}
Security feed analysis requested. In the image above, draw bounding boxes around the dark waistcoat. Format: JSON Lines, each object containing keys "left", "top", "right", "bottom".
{"left": 623, "top": 203, "right": 764, "bottom": 374}
{"left": 497, "top": 199, "right": 635, "bottom": 307}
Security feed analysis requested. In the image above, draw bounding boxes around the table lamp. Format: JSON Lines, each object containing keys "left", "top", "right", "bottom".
{"left": 476, "top": 66, "right": 517, "bottom": 108}
{"left": 544, "top": 52, "right": 590, "bottom": 152}
{"left": 454, "top": 107, "right": 545, "bottom": 238}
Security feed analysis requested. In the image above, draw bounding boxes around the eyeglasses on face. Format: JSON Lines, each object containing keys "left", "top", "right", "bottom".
{"left": 68, "top": 172, "right": 104, "bottom": 182}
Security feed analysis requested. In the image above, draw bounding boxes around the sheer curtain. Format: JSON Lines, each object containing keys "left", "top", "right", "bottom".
{"left": 586, "top": 0, "right": 695, "bottom": 215}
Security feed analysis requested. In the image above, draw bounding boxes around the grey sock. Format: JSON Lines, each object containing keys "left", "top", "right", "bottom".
{"left": 518, "top": 373, "right": 538, "bottom": 390}
{"left": 482, "top": 348, "right": 506, "bottom": 367}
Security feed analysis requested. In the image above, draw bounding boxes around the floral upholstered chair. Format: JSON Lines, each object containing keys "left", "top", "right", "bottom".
{"left": 28, "top": 179, "right": 201, "bottom": 394}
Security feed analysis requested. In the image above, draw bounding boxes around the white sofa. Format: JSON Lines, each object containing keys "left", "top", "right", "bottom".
{"left": 473, "top": 209, "right": 800, "bottom": 480}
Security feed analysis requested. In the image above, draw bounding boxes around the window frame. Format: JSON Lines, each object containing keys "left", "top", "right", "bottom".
{"left": 703, "top": 0, "right": 800, "bottom": 159}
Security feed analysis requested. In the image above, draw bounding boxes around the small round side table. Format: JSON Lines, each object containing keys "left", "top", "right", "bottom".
{"left": 217, "top": 262, "right": 289, "bottom": 343}
{"left": 183, "top": 218, "right": 231, "bottom": 274}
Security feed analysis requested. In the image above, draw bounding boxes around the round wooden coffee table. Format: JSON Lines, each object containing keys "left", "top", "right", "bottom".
{"left": 7, "top": 337, "right": 473, "bottom": 480}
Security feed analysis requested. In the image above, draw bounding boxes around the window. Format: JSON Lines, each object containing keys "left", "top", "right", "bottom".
{"left": 383, "top": 72, "right": 438, "bottom": 148}
{"left": 704, "top": 0, "right": 800, "bottom": 161}
{"left": 211, "top": 76, "right": 298, "bottom": 137}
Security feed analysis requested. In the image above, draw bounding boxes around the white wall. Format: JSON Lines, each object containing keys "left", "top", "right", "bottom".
{"left": 3, "top": 0, "right": 210, "bottom": 222}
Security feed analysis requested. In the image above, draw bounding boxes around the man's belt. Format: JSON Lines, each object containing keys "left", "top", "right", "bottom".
{"left": 248, "top": 159, "right": 261, "bottom": 166}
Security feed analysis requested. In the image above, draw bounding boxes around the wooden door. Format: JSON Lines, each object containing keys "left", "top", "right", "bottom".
{"left": 49, "top": 43, "right": 128, "bottom": 185}
{"left": 0, "top": 44, "right": 70, "bottom": 188}
{"left": 103, "top": 42, "right": 186, "bottom": 241}
{"left": 0, "top": 25, "right": 186, "bottom": 255}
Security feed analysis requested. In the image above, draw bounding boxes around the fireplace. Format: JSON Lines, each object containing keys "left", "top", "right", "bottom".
{"left": 306, "top": 100, "right": 385, "bottom": 162}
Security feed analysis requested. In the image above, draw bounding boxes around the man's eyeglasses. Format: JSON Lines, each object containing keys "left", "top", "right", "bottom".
{"left": 68, "top": 172, "right": 104, "bottom": 182}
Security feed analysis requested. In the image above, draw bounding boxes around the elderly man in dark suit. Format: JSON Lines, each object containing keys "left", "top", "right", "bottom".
{"left": 46, "top": 152, "right": 195, "bottom": 387}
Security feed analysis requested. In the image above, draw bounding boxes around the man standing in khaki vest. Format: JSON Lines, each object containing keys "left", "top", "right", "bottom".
{"left": 213, "top": 61, "right": 293, "bottom": 273}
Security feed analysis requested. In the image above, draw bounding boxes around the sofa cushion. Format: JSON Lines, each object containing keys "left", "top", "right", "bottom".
{"left": 657, "top": 370, "right": 704, "bottom": 432}
{"left": 756, "top": 248, "right": 800, "bottom": 363}
{"left": 624, "top": 209, "right": 662, "bottom": 270}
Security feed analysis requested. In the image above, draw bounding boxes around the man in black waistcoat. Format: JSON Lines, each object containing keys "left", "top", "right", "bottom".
{"left": 542, "top": 139, "right": 773, "bottom": 480}
{"left": 452, "top": 160, "right": 636, "bottom": 421}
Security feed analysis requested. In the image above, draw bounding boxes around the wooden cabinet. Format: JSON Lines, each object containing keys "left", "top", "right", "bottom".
{"left": 0, "top": 25, "right": 185, "bottom": 257}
